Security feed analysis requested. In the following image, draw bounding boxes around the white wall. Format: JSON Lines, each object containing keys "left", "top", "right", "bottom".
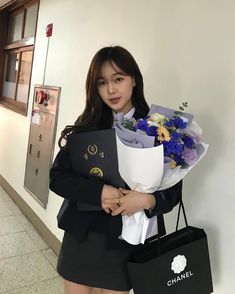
{"left": 0, "top": 0, "right": 234, "bottom": 292}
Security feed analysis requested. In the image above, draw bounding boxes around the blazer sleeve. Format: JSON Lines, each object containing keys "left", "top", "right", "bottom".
{"left": 49, "top": 147, "right": 104, "bottom": 207}
{"left": 145, "top": 180, "right": 183, "bottom": 217}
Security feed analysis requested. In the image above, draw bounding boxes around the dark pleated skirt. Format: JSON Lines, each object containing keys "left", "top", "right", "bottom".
{"left": 57, "top": 231, "right": 133, "bottom": 291}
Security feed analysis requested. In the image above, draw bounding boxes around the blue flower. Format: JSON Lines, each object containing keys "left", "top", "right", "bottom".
{"left": 163, "top": 140, "right": 183, "bottom": 156}
{"left": 171, "top": 131, "right": 182, "bottom": 141}
{"left": 182, "top": 135, "right": 194, "bottom": 149}
{"left": 172, "top": 154, "right": 184, "bottom": 165}
{"left": 164, "top": 119, "right": 174, "bottom": 127}
{"left": 172, "top": 117, "right": 187, "bottom": 129}
{"left": 136, "top": 119, "right": 148, "bottom": 132}
{"left": 135, "top": 119, "right": 157, "bottom": 136}
{"left": 149, "top": 126, "right": 158, "bottom": 136}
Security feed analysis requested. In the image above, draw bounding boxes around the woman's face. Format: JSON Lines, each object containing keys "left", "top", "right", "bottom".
{"left": 97, "top": 61, "right": 135, "bottom": 114}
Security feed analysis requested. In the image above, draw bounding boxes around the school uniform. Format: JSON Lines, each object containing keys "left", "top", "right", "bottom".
{"left": 49, "top": 109, "right": 182, "bottom": 291}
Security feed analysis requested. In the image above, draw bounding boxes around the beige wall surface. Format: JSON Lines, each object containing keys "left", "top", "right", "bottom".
{"left": 0, "top": 0, "right": 235, "bottom": 293}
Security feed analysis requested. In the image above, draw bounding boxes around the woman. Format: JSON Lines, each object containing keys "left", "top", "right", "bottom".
{"left": 50, "top": 46, "right": 182, "bottom": 294}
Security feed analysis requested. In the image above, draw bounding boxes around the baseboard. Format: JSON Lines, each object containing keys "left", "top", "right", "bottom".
{"left": 0, "top": 174, "right": 61, "bottom": 256}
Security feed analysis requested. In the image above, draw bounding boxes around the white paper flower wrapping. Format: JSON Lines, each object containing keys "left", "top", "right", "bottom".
{"left": 116, "top": 136, "right": 164, "bottom": 244}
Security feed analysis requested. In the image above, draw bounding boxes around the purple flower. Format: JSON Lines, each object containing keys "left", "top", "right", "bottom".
{"left": 182, "top": 147, "right": 199, "bottom": 165}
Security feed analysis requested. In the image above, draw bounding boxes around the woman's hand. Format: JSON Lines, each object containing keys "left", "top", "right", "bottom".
{"left": 111, "top": 187, "right": 156, "bottom": 217}
{"left": 101, "top": 184, "right": 123, "bottom": 214}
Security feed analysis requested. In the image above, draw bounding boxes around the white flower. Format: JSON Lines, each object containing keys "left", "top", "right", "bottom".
{"left": 171, "top": 255, "right": 187, "bottom": 274}
{"left": 149, "top": 112, "right": 166, "bottom": 123}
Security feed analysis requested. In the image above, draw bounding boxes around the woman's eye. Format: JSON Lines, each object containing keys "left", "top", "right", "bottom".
{"left": 97, "top": 80, "right": 106, "bottom": 87}
{"left": 115, "top": 77, "right": 124, "bottom": 83}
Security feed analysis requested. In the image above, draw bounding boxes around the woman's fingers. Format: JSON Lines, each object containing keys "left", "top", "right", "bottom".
{"left": 103, "top": 208, "right": 110, "bottom": 214}
{"left": 111, "top": 205, "right": 125, "bottom": 216}
{"left": 119, "top": 187, "right": 129, "bottom": 195}
{"left": 102, "top": 201, "right": 119, "bottom": 212}
{"left": 103, "top": 198, "right": 120, "bottom": 204}
{"left": 101, "top": 185, "right": 124, "bottom": 201}
{"left": 111, "top": 207, "right": 132, "bottom": 216}
{"left": 103, "top": 191, "right": 148, "bottom": 216}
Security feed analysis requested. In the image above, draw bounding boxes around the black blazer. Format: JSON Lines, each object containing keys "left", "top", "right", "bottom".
{"left": 49, "top": 118, "right": 182, "bottom": 248}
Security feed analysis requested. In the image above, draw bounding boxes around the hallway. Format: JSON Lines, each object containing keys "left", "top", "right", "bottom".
{"left": 0, "top": 185, "right": 63, "bottom": 293}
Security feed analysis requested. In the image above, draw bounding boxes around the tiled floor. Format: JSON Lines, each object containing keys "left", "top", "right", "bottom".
{"left": 0, "top": 185, "right": 64, "bottom": 293}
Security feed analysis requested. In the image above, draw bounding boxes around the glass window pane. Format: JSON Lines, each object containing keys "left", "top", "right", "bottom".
{"left": 24, "top": 4, "right": 39, "bottom": 37}
{"left": 16, "top": 51, "right": 33, "bottom": 103}
{"left": 3, "top": 52, "right": 19, "bottom": 99}
{"left": 8, "top": 12, "right": 24, "bottom": 43}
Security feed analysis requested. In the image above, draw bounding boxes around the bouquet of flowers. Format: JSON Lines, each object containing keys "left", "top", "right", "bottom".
{"left": 114, "top": 104, "right": 208, "bottom": 245}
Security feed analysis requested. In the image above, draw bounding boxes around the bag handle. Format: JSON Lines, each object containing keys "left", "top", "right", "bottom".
{"left": 145, "top": 199, "right": 188, "bottom": 244}
{"left": 176, "top": 199, "right": 188, "bottom": 231}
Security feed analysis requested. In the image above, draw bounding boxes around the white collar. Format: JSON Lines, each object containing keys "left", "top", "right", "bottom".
{"left": 113, "top": 107, "right": 135, "bottom": 121}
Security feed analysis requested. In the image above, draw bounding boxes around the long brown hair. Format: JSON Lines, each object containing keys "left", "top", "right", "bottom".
{"left": 59, "top": 46, "right": 149, "bottom": 148}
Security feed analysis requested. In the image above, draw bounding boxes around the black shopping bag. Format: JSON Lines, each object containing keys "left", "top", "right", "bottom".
{"left": 127, "top": 201, "right": 213, "bottom": 294}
